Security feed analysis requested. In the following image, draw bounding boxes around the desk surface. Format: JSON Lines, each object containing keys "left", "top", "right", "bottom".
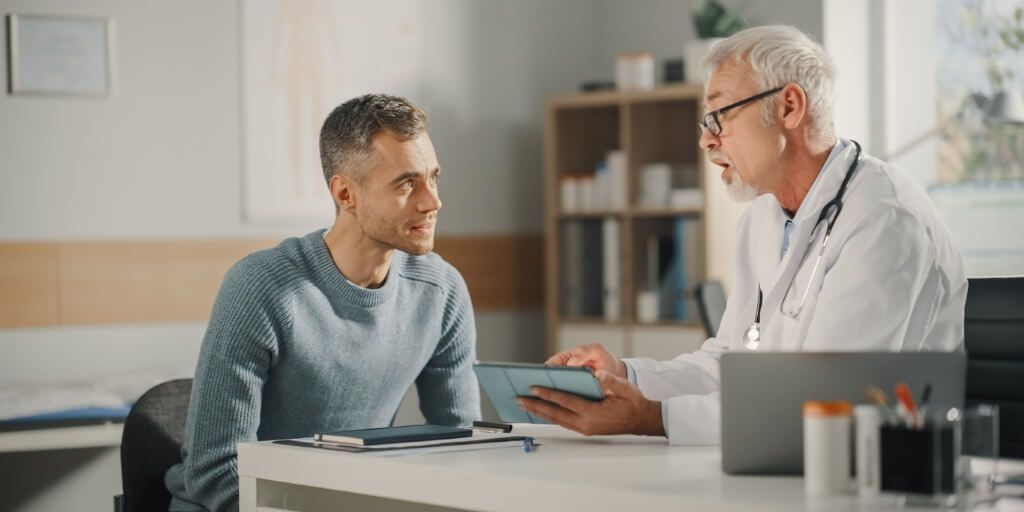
{"left": 0, "top": 422, "right": 123, "bottom": 453}
{"left": 238, "top": 424, "right": 928, "bottom": 512}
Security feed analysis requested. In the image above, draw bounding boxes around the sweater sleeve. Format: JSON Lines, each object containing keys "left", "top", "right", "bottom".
{"left": 415, "top": 269, "right": 481, "bottom": 426}
{"left": 168, "top": 259, "right": 287, "bottom": 512}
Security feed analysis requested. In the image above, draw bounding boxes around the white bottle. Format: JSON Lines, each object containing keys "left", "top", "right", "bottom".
{"left": 803, "top": 401, "right": 852, "bottom": 496}
{"left": 853, "top": 405, "right": 882, "bottom": 497}
{"left": 561, "top": 177, "right": 578, "bottom": 213}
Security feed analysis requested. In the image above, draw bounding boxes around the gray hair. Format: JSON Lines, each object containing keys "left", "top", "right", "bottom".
{"left": 700, "top": 25, "right": 836, "bottom": 151}
{"left": 319, "top": 94, "right": 428, "bottom": 184}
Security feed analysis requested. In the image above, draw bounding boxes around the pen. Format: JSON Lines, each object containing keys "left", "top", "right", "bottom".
{"left": 864, "top": 385, "right": 900, "bottom": 424}
{"left": 894, "top": 382, "right": 918, "bottom": 428}
{"left": 472, "top": 420, "right": 513, "bottom": 433}
{"left": 523, "top": 436, "right": 537, "bottom": 453}
{"left": 916, "top": 383, "right": 932, "bottom": 428}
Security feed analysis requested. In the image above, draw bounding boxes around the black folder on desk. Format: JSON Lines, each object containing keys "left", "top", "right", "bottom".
{"left": 315, "top": 424, "right": 470, "bottom": 446}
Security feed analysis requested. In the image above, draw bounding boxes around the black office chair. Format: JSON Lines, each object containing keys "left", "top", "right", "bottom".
{"left": 695, "top": 280, "right": 728, "bottom": 338}
{"left": 113, "top": 378, "right": 193, "bottom": 512}
{"left": 964, "top": 276, "right": 1024, "bottom": 460}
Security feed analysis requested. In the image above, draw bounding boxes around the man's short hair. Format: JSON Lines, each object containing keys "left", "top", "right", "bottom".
{"left": 319, "top": 94, "right": 428, "bottom": 185}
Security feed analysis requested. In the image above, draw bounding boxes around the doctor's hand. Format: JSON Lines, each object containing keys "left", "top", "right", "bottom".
{"left": 545, "top": 343, "right": 627, "bottom": 379}
{"left": 517, "top": 370, "right": 665, "bottom": 437}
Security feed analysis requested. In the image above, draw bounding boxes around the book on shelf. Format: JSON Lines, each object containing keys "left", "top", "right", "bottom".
{"left": 648, "top": 218, "right": 702, "bottom": 322}
{"left": 602, "top": 218, "right": 621, "bottom": 321}
{"left": 561, "top": 221, "right": 584, "bottom": 317}
{"left": 561, "top": 220, "right": 605, "bottom": 318}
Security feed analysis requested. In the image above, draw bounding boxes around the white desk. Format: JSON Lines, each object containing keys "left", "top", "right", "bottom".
{"left": 0, "top": 423, "right": 123, "bottom": 453}
{"left": 237, "top": 424, "right": 930, "bottom": 512}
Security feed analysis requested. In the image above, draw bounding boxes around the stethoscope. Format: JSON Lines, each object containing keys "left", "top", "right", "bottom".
{"left": 743, "top": 140, "right": 862, "bottom": 350}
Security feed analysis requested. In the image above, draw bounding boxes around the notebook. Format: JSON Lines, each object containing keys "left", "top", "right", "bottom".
{"left": 314, "top": 424, "right": 472, "bottom": 446}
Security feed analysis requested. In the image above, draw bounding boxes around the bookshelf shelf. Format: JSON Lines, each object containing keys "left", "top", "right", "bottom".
{"left": 557, "top": 210, "right": 625, "bottom": 219}
{"left": 631, "top": 208, "right": 702, "bottom": 218}
{"left": 545, "top": 85, "right": 709, "bottom": 359}
{"left": 637, "top": 319, "right": 703, "bottom": 329}
{"left": 560, "top": 317, "right": 627, "bottom": 326}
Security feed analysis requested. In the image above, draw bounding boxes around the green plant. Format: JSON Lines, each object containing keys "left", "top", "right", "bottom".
{"left": 692, "top": 0, "right": 748, "bottom": 39}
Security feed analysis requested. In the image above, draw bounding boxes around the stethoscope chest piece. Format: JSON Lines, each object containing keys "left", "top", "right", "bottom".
{"left": 743, "top": 323, "right": 760, "bottom": 350}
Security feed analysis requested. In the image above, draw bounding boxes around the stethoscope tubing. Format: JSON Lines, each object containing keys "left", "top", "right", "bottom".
{"left": 743, "top": 141, "right": 863, "bottom": 350}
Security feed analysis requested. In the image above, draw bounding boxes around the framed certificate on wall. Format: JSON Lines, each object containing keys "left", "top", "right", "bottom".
{"left": 6, "top": 14, "right": 114, "bottom": 96}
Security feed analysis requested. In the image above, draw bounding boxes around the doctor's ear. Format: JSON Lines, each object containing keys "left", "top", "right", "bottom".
{"left": 329, "top": 173, "right": 359, "bottom": 214}
{"left": 777, "top": 83, "right": 808, "bottom": 131}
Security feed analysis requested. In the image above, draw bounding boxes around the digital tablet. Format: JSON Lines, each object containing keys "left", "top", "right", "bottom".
{"left": 473, "top": 361, "right": 605, "bottom": 424}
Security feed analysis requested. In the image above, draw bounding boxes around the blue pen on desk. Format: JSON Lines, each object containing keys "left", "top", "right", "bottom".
{"left": 523, "top": 437, "right": 536, "bottom": 453}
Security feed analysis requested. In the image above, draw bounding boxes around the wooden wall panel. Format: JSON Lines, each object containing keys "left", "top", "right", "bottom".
{"left": 434, "top": 235, "right": 544, "bottom": 311}
{"left": 57, "top": 239, "right": 278, "bottom": 325}
{"left": 0, "top": 243, "right": 58, "bottom": 327}
{"left": 0, "top": 234, "right": 543, "bottom": 328}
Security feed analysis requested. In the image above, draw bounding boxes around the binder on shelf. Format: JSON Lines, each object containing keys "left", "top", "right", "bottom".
{"left": 673, "top": 218, "right": 702, "bottom": 321}
{"left": 561, "top": 220, "right": 606, "bottom": 318}
{"left": 650, "top": 217, "right": 702, "bottom": 321}
{"left": 561, "top": 222, "right": 585, "bottom": 317}
{"left": 674, "top": 218, "right": 688, "bottom": 321}
{"left": 602, "top": 218, "right": 621, "bottom": 321}
{"left": 580, "top": 221, "right": 605, "bottom": 317}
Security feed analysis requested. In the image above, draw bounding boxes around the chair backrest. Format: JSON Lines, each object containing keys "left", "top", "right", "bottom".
{"left": 119, "top": 378, "right": 192, "bottom": 512}
{"left": 695, "top": 280, "right": 727, "bottom": 338}
{"left": 964, "top": 276, "right": 1024, "bottom": 459}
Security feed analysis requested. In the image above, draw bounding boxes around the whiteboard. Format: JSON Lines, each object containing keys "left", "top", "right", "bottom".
{"left": 240, "top": 0, "right": 422, "bottom": 223}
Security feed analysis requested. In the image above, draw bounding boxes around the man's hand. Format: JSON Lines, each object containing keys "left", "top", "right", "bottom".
{"left": 545, "top": 343, "right": 627, "bottom": 379}
{"left": 517, "top": 370, "right": 665, "bottom": 437}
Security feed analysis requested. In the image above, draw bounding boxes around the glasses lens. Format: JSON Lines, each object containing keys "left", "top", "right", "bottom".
{"left": 703, "top": 113, "right": 720, "bottom": 136}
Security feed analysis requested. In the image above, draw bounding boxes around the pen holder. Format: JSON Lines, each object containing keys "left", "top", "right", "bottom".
{"left": 880, "top": 412, "right": 961, "bottom": 507}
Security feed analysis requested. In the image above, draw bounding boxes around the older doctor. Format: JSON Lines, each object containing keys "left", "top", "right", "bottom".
{"left": 518, "top": 25, "right": 967, "bottom": 444}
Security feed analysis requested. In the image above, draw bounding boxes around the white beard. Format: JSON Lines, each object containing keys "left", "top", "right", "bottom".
{"left": 723, "top": 168, "right": 760, "bottom": 202}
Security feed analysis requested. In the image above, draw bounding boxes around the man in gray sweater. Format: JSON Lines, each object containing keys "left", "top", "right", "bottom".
{"left": 165, "top": 94, "right": 481, "bottom": 511}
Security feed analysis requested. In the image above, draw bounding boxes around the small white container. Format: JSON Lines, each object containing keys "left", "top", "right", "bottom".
{"left": 639, "top": 162, "right": 672, "bottom": 208}
{"left": 616, "top": 52, "right": 655, "bottom": 91}
{"left": 636, "top": 291, "right": 659, "bottom": 323}
{"left": 560, "top": 177, "right": 578, "bottom": 213}
{"left": 606, "top": 150, "right": 628, "bottom": 210}
{"left": 803, "top": 401, "right": 852, "bottom": 496}
{"left": 670, "top": 188, "right": 705, "bottom": 210}
{"left": 854, "top": 405, "right": 882, "bottom": 497}
{"left": 577, "top": 175, "right": 594, "bottom": 212}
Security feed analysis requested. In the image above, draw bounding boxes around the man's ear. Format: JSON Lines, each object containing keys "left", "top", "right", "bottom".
{"left": 329, "top": 173, "right": 358, "bottom": 214}
{"left": 778, "top": 82, "right": 807, "bottom": 131}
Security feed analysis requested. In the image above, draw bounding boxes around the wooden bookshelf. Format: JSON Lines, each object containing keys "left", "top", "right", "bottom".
{"left": 544, "top": 85, "right": 709, "bottom": 358}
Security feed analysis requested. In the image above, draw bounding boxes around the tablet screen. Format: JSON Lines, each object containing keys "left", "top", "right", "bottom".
{"left": 473, "top": 362, "right": 604, "bottom": 424}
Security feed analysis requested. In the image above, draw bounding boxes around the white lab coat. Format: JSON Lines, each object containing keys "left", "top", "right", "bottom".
{"left": 624, "top": 139, "right": 968, "bottom": 445}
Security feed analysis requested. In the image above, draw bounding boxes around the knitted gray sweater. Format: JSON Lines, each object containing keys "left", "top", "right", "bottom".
{"left": 165, "top": 229, "right": 480, "bottom": 511}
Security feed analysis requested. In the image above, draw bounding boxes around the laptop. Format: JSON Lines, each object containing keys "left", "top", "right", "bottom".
{"left": 720, "top": 352, "right": 966, "bottom": 475}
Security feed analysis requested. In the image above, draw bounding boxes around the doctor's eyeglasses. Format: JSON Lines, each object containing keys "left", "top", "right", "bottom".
{"left": 699, "top": 86, "right": 784, "bottom": 137}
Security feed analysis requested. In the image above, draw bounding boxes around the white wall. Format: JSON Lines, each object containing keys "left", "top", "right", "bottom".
{"left": 0, "top": 1, "right": 598, "bottom": 510}
{"left": 596, "top": 0, "right": 824, "bottom": 84}
{"left": 1, "top": 1, "right": 832, "bottom": 509}
{"left": 824, "top": 0, "right": 938, "bottom": 180}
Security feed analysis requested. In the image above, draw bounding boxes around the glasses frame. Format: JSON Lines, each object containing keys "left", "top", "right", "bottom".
{"left": 699, "top": 86, "right": 784, "bottom": 137}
